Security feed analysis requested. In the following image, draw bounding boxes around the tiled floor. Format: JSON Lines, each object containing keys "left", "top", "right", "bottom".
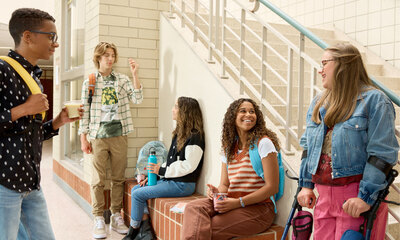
{"left": 41, "top": 140, "right": 126, "bottom": 240}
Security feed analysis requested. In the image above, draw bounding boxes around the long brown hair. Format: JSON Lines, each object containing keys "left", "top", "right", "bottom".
{"left": 221, "top": 98, "right": 280, "bottom": 162}
{"left": 172, "top": 97, "right": 204, "bottom": 151}
{"left": 312, "top": 43, "right": 374, "bottom": 127}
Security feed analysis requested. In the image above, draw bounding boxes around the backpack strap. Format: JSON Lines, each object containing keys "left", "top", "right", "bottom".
{"left": 88, "top": 73, "right": 96, "bottom": 105}
{"left": 249, "top": 139, "right": 278, "bottom": 213}
{"left": 0, "top": 56, "right": 45, "bottom": 120}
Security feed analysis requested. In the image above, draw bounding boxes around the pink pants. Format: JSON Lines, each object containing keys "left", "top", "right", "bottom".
{"left": 314, "top": 182, "right": 387, "bottom": 240}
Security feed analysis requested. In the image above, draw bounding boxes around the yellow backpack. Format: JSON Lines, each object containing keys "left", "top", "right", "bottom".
{"left": 0, "top": 56, "right": 46, "bottom": 120}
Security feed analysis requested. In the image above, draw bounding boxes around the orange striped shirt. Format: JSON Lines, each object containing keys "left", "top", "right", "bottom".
{"left": 227, "top": 149, "right": 266, "bottom": 199}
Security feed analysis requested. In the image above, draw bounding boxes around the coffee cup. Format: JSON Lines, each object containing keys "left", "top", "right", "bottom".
{"left": 64, "top": 100, "right": 82, "bottom": 118}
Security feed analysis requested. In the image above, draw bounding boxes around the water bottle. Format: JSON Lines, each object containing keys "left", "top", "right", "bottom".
{"left": 148, "top": 148, "right": 157, "bottom": 186}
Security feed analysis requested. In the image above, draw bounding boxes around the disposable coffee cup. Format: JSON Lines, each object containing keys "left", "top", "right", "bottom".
{"left": 213, "top": 193, "right": 227, "bottom": 211}
{"left": 64, "top": 100, "right": 82, "bottom": 118}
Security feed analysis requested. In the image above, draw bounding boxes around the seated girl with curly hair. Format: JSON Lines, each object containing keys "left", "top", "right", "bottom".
{"left": 181, "top": 98, "right": 280, "bottom": 240}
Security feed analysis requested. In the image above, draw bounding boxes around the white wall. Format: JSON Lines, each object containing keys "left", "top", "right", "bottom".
{"left": 254, "top": 0, "right": 400, "bottom": 69}
{"left": 159, "top": 14, "right": 234, "bottom": 194}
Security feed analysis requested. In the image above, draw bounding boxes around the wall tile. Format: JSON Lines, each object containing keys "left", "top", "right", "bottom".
{"left": 344, "top": 1, "right": 356, "bottom": 18}
{"left": 381, "top": 26, "right": 395, "bottom": 44}
{"left": 356, "top": 14, "right": 368, "bottom": 31}
{"left": 368, "top": 28, "right": 381, "bottom": 45}
{"left": 381, "top": 43, "right": 394, "bottom": 60}
{"left": 368, "top": 12, "right": 381, "bottom": 29}
{"left": 368, "top": 0, "right": 381, "bottom": 12}
{"left": 334, "top": 4, "right": 345, "bottom": 21}
{"left": 356, "top": 0, "right": 368, "bottom": 15}
{"left": 345, "top": 17, "right": 356, "bottom": 33}
{"left": 381, "top": 8, "right": 395, "bottom": 27}
{"left": 323, "top": 8, "right": 334, "bottom": 23}
{"left": 356, "top": 30, "right": 368, "bottom": 46}
{"left": 395, "top": 42, "right": 400, "bottom": 58}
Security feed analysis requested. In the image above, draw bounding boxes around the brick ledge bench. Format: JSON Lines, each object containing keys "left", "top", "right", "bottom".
{"left": 123, "top": 178, "right": 286, "bottom": 240}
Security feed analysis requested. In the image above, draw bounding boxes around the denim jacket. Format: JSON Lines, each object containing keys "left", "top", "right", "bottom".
{"left": 299, "top": 89, "right": 399, "bottom": 205}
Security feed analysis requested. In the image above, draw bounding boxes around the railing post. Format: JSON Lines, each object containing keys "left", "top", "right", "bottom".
{"left": 261, "top": 26, "right": 267, "bottom": 105}
{"left": 298, "top": 33, "right": 305, "bottom": 138}
{"left": 215, "top": 0, "right": 221, "bottom": 50}
{"left": 207, "top": 0, "right": 215, "bottom": 63}
{"left": 220, "top": 0, "right": 228, "bottom": 78}
{"left": 311, "top": 66, "right": 317, "bottom": 102}
{"left": 194, "top": 0, "right": 198, "bottom": 42}
{"left": 168, "top": 0, "right": 175, "bottom": 18}
{"left": 239, "top": 9, "right": 246, "bottom": 94}
{"left": 181, "top": 0, "right": 185, "bottom": 28}
{"left": 286, "top": 47, "right": 293, "bottom": 153}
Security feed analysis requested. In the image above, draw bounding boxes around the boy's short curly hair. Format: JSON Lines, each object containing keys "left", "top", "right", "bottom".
{"left": 9, "top": 8, "right": 55, "bottom": 47}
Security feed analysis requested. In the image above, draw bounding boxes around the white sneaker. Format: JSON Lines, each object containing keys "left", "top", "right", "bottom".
{"left": 93, "top": 216, "right": 107, "bottom": 239}
{"left": 111, "top": 212, "right": 129, "bottom": 234}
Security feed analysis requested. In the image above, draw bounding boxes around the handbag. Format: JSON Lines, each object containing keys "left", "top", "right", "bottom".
{"left": 292, "top": 210, "right": 313, "bottom": 240}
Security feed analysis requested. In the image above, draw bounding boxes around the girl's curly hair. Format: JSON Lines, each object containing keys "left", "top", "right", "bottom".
{"left": 172, "top": 96, "right": 204, "bottom": 151}
{"left": 221, "top": 98, "right": 280, "bottom": 162}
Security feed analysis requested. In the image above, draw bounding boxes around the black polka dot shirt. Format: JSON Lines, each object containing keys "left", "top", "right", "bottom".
{"left": 0, "top": 50, "right": 59, "bottom": 193}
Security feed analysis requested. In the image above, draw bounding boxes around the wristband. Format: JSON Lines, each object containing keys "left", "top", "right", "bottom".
{"left": 239, "top": 197, "right": 245, "bottom": 208}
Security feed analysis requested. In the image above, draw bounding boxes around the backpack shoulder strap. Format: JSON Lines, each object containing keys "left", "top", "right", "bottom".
{"left": 88, "top": 73, "right": 96, "bottom": 104}
{"left": 249, "top": 140, "right": 264, "bottom": 179}
{"left": 0, "top": 56, "right": 45, "bottom": 120}
{"left": 249, "top": 138, "right": 282, "bottom": 213}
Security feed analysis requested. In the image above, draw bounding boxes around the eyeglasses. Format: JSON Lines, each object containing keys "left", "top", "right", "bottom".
{"left": 320, "top": 59, "right": 335, "bottom": 69}
{"left": 29, "top": 30, "right": 58, "bottom": 44}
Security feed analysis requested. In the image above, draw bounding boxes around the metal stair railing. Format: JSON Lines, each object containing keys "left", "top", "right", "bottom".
{"left": 170, "top": 0, "right": 321, "bottom": 154}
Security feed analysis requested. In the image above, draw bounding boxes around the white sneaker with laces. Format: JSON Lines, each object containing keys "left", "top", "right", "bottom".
{"left": 111, "top": 212, "right": 129, "bottom": 234}
{"left": 93, "top": 216, "right": 107, "bottom": 239}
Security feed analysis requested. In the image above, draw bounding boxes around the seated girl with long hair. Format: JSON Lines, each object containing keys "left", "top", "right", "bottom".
{"left": 123, "top": 96, "right": 205, "bottom": 240}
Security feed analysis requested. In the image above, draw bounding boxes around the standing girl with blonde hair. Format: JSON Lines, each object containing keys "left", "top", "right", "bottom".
{"left": 297, "top": 43, "right": 398, "bottom": 239}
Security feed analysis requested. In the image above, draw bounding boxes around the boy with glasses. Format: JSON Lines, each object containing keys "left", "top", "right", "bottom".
{"left": 0, "top": 8, "right": 83, "bottom": 239}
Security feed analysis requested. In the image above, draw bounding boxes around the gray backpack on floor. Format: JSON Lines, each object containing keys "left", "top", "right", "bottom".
{"left": 136, "top": 141, "right": 168, "bottom": 176}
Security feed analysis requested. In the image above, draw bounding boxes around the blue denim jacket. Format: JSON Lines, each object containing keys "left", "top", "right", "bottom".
{"left": 299, "top": 89, "right": 399, "bottom": 205}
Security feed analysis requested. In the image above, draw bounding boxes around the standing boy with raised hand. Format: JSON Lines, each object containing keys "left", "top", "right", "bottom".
{"left": 79, "top": 42, "right": 143, "bottom": 239}
{"left": 0, "top": 8, "right": 83, "bottom": 240}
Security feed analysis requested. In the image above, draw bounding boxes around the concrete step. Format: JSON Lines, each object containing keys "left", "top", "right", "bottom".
{"left": 373, "top": 76, "right": 400, "bottom": 89}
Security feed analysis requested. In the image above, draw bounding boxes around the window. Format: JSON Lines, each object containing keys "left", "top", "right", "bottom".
{"left": 63, "top": 79, "right": 84, "bottom": 166}
{"left": 65, "top": 0, "right": 85, "bottom": 70}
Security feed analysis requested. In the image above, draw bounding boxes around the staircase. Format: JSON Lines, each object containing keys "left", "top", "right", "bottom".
{"left": 168, "top": 0, "right": 400, "bottom": 239}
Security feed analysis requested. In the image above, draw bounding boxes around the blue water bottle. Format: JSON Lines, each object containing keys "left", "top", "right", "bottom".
{"left": 148, "top": 148, "right": 157, "bottom": 186}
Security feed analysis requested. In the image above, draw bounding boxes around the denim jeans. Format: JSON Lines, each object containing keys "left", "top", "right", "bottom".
{"left": 0, "top": 184, "right": 55, "bottom": 240}
{"left": 130, "top": 179, "right": 195, "bottom": 228}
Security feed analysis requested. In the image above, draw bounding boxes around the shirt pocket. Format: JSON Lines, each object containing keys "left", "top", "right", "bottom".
{"left": 342, "top": 116, "right": 368, "bottom": 152}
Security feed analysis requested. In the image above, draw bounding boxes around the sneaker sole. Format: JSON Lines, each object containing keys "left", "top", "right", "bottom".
{"left": 93, "top": 233, "right": 107, "bottom": 239}
{"left": 111, "top": 226, "right": 129, "bottom": 234}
